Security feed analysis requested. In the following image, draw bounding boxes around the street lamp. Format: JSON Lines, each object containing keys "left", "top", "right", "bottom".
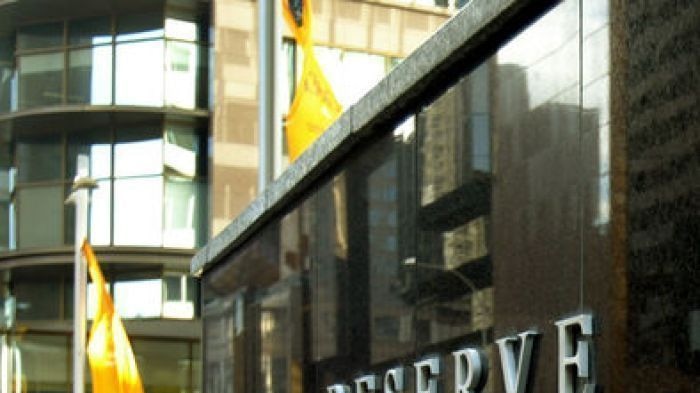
{"left": 403, "top": 256, "right": 488, "bottom": 346}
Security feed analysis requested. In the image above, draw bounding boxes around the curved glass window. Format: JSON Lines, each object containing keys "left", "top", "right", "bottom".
{"left": 4, "top": 331, "right": 200, "bottom": 393}
{"left": 165, "top": 41, "right": 198, "bottom": 109}
{"left": 18, "top": 53, "right": 63, "bottom": 109}
{"left": 114, "top": 126, "right": 164, "bottom": 177}
{"left": 17, "top": 23, "right": 64, "bottom": 50}
{"left": 8, "top": 12, "right": 208, "bottom": 111}
{"left": 114, "top": 279, "right": 164, "bottom": 318}
{"left": 115, "top": 40, "right": 165, "bottom": 106}
{"left": 16, "top": 133, "right": 62, "bottom": 183}
{"left": 0, "top": 128, "right": 12, "bottom": 250}
{"left": 16, "top": 186, "right": 64, "bottom": 249}
{"left": 67, "top": 46, "right": 113, "bottom": 105}
{"left": 90, "top": 179, "right": 112, "bottom": 245}
{"left": 8, "top": 120, "right": 207, "bottom": 250}
{"left": 0, "top": 36, "right": 15, "bottom": 113}
{"left": 16, "top": 334, "right": 69, "bottom": 393}
{"left": 114, "top": 176, "right": 164, "bottom": 246}
{"left": 68, "top": 16, "right": 112, "bottom": 46}
{"left": 116, "top": 12, "right": 164, "bottom": 42}
{"left": 4, "top": 264, "right": 198, "bottom": 322}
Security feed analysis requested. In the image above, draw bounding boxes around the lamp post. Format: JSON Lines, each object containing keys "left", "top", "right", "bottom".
{"left": 403, "top": 257, "right": 488, "bottom": 346}
{"left": 65, "top": 155, "right": 97, "bottom": 393}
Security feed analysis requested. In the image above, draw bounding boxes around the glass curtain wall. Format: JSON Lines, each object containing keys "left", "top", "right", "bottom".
{"left": 0, "top": 36, "right": 16, "bottom": 113}
{"left": 8, "top": 10, "right": 208, "bottom": 111}
{"left": 6, "top": 332, "right": 200, "bottom": 393}
{"left": 0, "top": 121, "right": 12, "bottom": 250}
{"left": 5, "top": 264, "right": 197, "bottom": 322}
{"left": 6, "top": 119, "right": 207, "bottom": 250}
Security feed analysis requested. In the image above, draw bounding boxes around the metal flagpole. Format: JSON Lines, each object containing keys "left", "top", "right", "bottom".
{"left": 258, "top": 0, "right": 281, "bottom": 191}
{"left": 66, "top": 155, "right": 96, "bottom": 393}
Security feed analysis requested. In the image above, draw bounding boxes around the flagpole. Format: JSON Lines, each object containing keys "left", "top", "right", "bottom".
{"left": 258, "top": 0, "right": 281, "bottom": 191}
{"left": 66, "top": 155, "right": 96, "bottom": 393}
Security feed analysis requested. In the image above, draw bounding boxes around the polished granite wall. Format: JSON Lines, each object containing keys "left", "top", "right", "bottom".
{"left": 199, "top": 1, "right": 699, "bottom": 392}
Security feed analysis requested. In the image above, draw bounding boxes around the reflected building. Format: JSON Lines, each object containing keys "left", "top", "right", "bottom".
{"left": 0, "top": 0, "right": 448, "bottom": 393}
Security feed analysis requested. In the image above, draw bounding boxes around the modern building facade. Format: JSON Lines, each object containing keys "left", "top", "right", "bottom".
{"left": 194, "top": 1, "right": 699, "bottom": 393}
{"left": 0, "top": 0, "right": 447, "bottom": 393}
{"left": 0, "top": 1, "right": 211, "bottom": 392}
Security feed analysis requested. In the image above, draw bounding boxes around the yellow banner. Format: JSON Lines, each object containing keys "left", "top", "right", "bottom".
{"left": 282, "top": 0, "right": 313, "bottom": 48}
{"left": 282, "top": 0, "right": 342, "bottom": 161}
{"left": 82, "top": 241, "right": 144, "bottom": 393}
{"left": 285, "top": 52, "right": 342, "bottom": 160}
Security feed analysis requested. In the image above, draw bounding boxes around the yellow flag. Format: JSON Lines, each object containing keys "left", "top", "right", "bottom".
{"left": 282, "top": 0, "right": 342, "bottom": 161}
{"left": 82, "top": 241, "right": 144, "bottom": 393}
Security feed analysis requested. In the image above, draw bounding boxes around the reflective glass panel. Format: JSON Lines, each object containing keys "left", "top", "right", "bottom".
{"left": 0, "top": 145, "right": 12, "bottom": 249}
{"left": 68, "top": 46, "right": 113, "bottom": 105}
{"left": 17, "top": 23, "right": 64, "bottom": 50}
{"left": 362, "top": 138, "right": 416, "bottom": 364}
{"left": 0, "top": 36, "right": 10, "bottom": 63}
{"left": 113, "top": 176, "right": 163, "bottom": 246}
{"left": 415, "top": 65, "right": 495, "bottom": 347}
{"left": 18, "top": 52, "right": 64, "bottom": 109}
{"left": 165, "top": 41, "right": 198, "bottom": 109}
{"left": 0, "top": 203, "right": 8, "bottom": 250}
{"left": 164, "top": 124, "right": 199, "bottom": 177}
{"left": 15, "top": 280, "right": 63, "bottom": 322}
{"left": 0, "top": 36, "right": 14, "bottom": 113}
{"left": 163, "top": 275, "right": 196, "bottom": 319}
{"left": 116, "top": 13, "right": 164, "bottom": 42}
{"left": 114, "top": 279, "right": 163, "bottom": 318}
{"left": 89, "top": 179, "right": 111, "bottom": 245}
{"left": 16, "top": 133, "right": 62, "bottom": 182}
{"left": 282, "top": 40, "right": 296, "bottom": 109}
{"left": 165, "top": 18, "right": 198, "bottom": 41}
{"left": 115, "top": 40, "right": 164, "bottom": 106}
{"left": 258, "top": 281, "right": 303, "bottom": 393}
{"left": 66, "top": 128, "right": 111, "bottom": 179}
{"left": 192, "top": 342, "right": 202, "bottom": 393}
{"left": 68, "top": 16, "right": 112, "bottom": 46}
{"left": 63, "top": 184, "right": 74, "bottom": 246}
{"left": 16, "top": 334, "right": 70, "bottom": 393}
{"left": 164, "top": 177, "right": 202, "bottom": 248}
{"left": 114, "top": 127, "right": 163, "bottom": 177}
{"left": 0, "top": 63, "right": 15, "bottom": 113}
{"left": 17, "top": 185, "right": 63, "bottom": 248}
{"left": 130, "top": 339, "right": 192, "bottom": 393}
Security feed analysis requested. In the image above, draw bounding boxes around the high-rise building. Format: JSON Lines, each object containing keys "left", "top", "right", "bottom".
{"left": 0, "top": 0, "right": 448, "bottom": 392}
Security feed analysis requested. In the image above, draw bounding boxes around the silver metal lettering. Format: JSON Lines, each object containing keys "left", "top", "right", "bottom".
{"left": 384, "top": 367, "right": 405, "bottom": 393}
{"left": 495, "top": 331, "right": 538, "bottom": 393}
{"left": 555, "top": 314, "right": 595, "bottom": 393}
{"left": 326, "top": 384, "right": 351, "bottom": 393}
{"left": 355, "top": 375, "right": 379, "bottom": 393}
{"left": 452, "top": 348, "right": 487, "bottom": 393}
{"left": 414, "top": 357, "right": 441, "bottom": 393}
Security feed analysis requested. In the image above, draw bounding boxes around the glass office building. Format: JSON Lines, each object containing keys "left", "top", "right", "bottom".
{"left": 0, "top": 1, "right": 209, "bottom": 392}
{"left": 195, "top": 1, "right": 699, "bottom": 393}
